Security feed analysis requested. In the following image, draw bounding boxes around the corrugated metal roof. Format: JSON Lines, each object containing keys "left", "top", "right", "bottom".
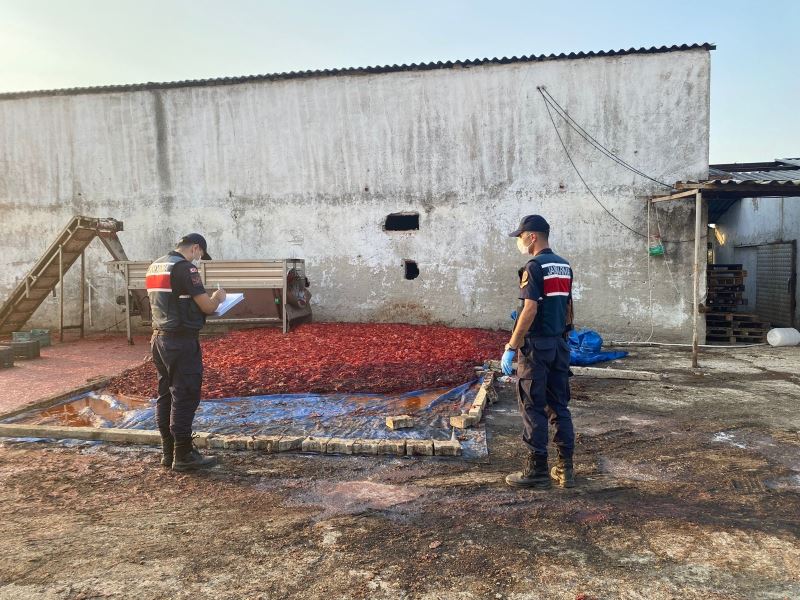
{"left": 708, "top": 158, "right": 800, "bottom": 182}
{"left": 700, "top": 178, "right": 800, "bottom": 186}
{"left": 0, "top": 43, "right": 715, "bottom": 101}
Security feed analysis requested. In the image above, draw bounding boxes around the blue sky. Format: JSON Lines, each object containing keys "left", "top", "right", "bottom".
{"left": 1, "top": 0, "right": 797, "bottom": 163}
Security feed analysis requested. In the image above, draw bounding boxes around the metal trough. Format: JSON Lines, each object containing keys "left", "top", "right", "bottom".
{"left": 109, "top": 258, "right": 312, "bottom": 343}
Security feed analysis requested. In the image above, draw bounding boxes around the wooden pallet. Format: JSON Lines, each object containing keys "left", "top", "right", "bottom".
{"left": 707, "top": 276, "right": 745, "bottom": 286}
{"left": 707, "top": 298, "right": 748, "bottom": 307}
{"left": 705, "top": 312, "right": 759, "bottom": 322}
{"left": 706, "top": 335, "right": 766, "bottom": 344}
{"left": 707, "top": 327, "right": 768, "bottom": 337}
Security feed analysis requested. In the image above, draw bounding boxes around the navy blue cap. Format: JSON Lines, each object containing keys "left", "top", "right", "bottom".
{"left": 178, "top": 233, "right": 212, "bottom": 260}
{"left": 508, "top": 215, "right": 550, "bottom": 237}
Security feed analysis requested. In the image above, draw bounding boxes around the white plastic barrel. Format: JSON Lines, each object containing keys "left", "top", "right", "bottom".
{"left": 766, "top": 328, "right": 800, "bottom": 347}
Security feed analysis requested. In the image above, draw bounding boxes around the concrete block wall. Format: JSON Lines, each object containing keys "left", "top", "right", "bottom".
{"left": 0, "top": 48, "right": 710, "bottom": 340}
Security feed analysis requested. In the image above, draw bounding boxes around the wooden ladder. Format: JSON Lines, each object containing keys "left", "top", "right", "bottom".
{"left": 0, "top": 216, "right": 141, "bottom": 339}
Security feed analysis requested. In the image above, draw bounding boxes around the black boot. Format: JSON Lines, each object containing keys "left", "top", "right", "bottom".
{"left": 506, "top": 452, "right": 551, "bottom": 489}
{"left": 172, "top": 435, "right": 217, "bottom": 472}
{"left": 550, "top": 456, "right": 576, "bottom": 488}
{"left": 159, "top": 429, "right": 174, "bottom": 468}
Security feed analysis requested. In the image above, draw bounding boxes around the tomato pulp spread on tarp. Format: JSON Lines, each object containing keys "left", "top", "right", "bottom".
{"left": 107, "top": 323, "right": 506, "bottom": 398}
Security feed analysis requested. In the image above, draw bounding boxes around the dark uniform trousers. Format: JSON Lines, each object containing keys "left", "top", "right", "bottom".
{"left": 516, "top": 335, "right": 575, "bottom": 458}
{"left": 151, "top": 333, "right": 203, "bottom": 438}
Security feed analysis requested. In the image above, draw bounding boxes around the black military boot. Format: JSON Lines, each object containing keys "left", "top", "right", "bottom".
{"left": 159, "top": 429, "right": 174, "bottom": 468}
{"left": 550, "top": 456, "right": 576, "bottom": 488}
{"left": 506, "top": 452, "right": 551, "bottom": 489}
{"left": 172, "top": 435, "right": 217, "bottom": 472}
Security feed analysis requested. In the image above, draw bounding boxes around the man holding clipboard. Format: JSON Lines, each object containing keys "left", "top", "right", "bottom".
{"left": 145, "top": 233, "right": 227, "bottom": 472}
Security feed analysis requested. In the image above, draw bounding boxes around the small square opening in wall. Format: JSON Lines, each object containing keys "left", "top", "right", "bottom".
{"left": 403, "top": 260, "right": 419, "bottom": 280}
{"left": 385, "top": 212, "right": 420, "bottom": 231}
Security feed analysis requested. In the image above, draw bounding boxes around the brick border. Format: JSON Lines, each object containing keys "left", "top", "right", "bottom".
{"left": 0, "top": 424, "right": 462, "bottom": 457}
{"left": 450, "top": 371, "right": 496, "bottom": 429}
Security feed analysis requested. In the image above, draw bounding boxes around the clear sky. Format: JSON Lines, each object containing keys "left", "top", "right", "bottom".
{"left": 1, "top": 0, "right": 797, "bottom": 163}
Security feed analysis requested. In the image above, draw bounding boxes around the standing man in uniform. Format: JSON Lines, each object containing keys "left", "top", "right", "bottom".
{"left": 501, "top": 215, "right": 576, "bottom": 489}
{"left": 146, "top": 233, "right": 226, "bottom": 471}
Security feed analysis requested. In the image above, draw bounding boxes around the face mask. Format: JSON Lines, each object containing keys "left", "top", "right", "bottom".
{"left": 517, "top": 235, "right": 533, "bottom": 255}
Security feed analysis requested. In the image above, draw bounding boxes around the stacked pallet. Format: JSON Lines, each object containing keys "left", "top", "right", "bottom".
{"left": 706, "top": 264, "right": 769, "bottom": 344}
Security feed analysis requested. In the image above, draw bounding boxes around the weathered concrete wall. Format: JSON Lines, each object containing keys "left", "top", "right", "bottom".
{"left": 0, "top": 49, "right": 710, "bottom": 341}
{"left": 715, "top": 197, "right": 800, "bottom": 326}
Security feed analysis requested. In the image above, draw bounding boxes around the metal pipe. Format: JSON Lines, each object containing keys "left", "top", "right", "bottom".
{"left": 692, "top": 190, "right": 703, "bottom": 368}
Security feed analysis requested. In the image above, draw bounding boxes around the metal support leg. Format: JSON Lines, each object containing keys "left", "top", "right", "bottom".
{"left": 124, "top": 264, "right": 133, "bottom": 345}
{"left": 79, "top": 251, "right": 86, "bottom": 338}
{"left": 692, "top": 191, "right": 703, "bottom": 368}
{"left": 282, "top": 260, "right": 288, "bottom": 334}
{"left": 59, "top": 245, "right": 64, "bottom": 343}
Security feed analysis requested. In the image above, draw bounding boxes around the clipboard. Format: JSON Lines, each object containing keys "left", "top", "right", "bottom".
{"left": 212, "top": 293, "right": 244, "bottom": 317}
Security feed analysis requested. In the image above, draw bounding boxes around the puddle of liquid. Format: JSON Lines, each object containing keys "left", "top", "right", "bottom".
{"left": 18, "top": 394, "right": 151, "bottom": 428}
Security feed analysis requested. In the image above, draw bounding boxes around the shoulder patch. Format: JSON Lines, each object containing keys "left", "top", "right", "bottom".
{"left": 520, "top": 270, "right": 529, "bottom": 288}
{"left": 189, "top": 267, "right": 198, "bottom": 273}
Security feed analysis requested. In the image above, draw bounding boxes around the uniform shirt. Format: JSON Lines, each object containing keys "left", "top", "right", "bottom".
{"left": 168, "top": 251, "right": 206, "bottom": 298}
{"left": 518, "top": 248, "right": 572, "bottom": 337}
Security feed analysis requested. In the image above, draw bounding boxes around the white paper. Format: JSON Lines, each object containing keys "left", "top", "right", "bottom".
{"left": 212, "top": 293, "right": 244, "bottom": 317}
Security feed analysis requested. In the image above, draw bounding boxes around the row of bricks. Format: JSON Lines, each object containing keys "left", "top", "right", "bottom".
{"left": 193, "top": 433, "right": 462, "bottom": 457}
{"left": 450, "top": 372, "right": 496, "bottom": 429}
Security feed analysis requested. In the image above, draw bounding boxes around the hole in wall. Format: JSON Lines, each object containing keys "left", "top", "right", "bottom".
{"left": 403, "top": 260, "right": 419, "bottom": 280}
{"left": 385, "top": 212, "right": 420, "bottom": 231}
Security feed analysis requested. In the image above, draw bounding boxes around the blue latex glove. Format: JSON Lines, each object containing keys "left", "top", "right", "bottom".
{"left": 510, "top": 310, "right": 518, "bottom": 322}
{"left": 501, "top": 349, "right": 516, "bottom": 375}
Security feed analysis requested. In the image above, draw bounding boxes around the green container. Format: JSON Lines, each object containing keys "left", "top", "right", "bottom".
{"left": 12, "top": 331, "right": 32, "bottom": 342}
{"left": 11, "top": 340, "right": 40, "bottom": 360}
{"left": 31, "top": 329, "right": 51, "bottom": 347}
{"left": 0, "top": 345, "right": 13, "bottom": 368}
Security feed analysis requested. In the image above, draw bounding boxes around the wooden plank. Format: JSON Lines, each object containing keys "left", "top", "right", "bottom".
{"left": 0, "top": 376, "right": 112, "bottom": 421}
{"left": 487, "top": 360, "right": 663, "bottom": 381}
{"left": 650, "top": 189, "right": 698, "bottom": 203}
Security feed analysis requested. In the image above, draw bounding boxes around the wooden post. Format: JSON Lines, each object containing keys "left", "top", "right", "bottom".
{"left": 692, "top": 190, "right": 703, "bottom": 368}
{"left": 79, "top": 251, "right": 86, "bottom": 338}
{"left": 58, "top": 245, "right": 64, "bottom": 342}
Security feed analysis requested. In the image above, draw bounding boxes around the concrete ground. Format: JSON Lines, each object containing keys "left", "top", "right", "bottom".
{"left": 0, "top": 334, "right": 150, "bottom": 414}
{"left": 0, "top": 345, "right": 798, "bottom": 599}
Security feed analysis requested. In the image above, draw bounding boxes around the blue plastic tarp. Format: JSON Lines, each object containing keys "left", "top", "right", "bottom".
{"left": 568, "top": 329, "right": 627, "bottom": 366}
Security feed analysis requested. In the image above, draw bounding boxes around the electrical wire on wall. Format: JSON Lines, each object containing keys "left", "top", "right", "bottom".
{"left": 537, "top": 85, "right": 721, "bottom": 345}
{"left": 537, "top": 86, "right": 693, "bottom": 244}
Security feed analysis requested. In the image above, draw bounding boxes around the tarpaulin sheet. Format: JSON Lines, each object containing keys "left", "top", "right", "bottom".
{"left": 568, "top": 329, "right": 628, "bottom": 366}
{"left": 3, "top": 380, "right": 489, "bottom": 459}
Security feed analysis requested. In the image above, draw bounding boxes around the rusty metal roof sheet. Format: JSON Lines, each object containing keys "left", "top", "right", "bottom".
{"left": 708, "top": 158, "right": 800, "bottom": 182}
{"left": 0, "top": 43, "right": 715, "bottom": 101}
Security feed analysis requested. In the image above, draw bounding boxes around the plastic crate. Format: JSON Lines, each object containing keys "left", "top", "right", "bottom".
{"left": 0, "top": 345, "right": 13, "bottom": 368}
{"left": 31, "top": 329, "right": 51, "bottom": 347}
{"left": 11, "top": 339, "right": 40, "bottom": 360}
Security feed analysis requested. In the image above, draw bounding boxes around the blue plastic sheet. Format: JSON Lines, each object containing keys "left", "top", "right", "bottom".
{"left": 2, "top": 380, "right": 490, "bottom": 458}
{"left": 568, "top": 329, "right": 628, "bottom": 366}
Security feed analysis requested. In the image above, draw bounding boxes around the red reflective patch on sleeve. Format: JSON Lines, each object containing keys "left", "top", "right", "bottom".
{"left": 145, "top": 273, "right": 172, "bottom": 290}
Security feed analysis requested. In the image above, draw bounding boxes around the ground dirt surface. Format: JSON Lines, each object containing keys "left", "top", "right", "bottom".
{"left": 1, "top": 345, "right": 799, "bottom": 599}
